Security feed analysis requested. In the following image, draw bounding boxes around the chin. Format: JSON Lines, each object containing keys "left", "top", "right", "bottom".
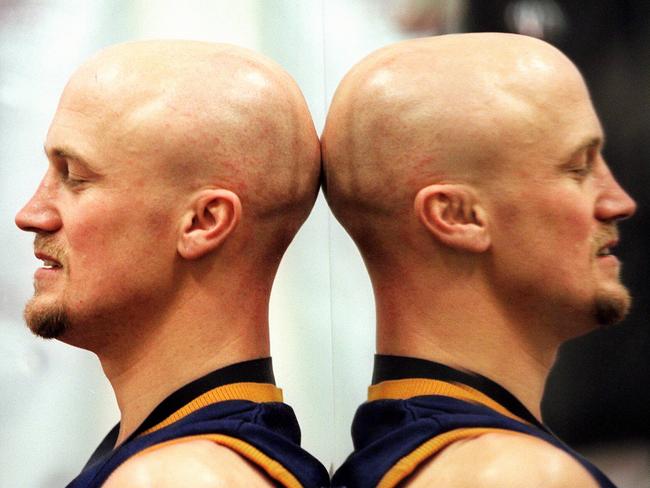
{"left": 593, "top": 284, "right": 631, "bottom": 326}
{"left": 24, "top": 297, "right": 71, "bottom": 339}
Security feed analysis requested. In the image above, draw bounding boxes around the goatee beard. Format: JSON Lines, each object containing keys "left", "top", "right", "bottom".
{"left": 594, "top": 290, "right": 631, "bottom": 326}
{"left": 24, "top": 299, "right": 70, "bottom": 339}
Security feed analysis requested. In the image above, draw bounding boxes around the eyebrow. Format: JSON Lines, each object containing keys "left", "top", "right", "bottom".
{"left": 565, "top": 136, "right": 603, "bottom": 163}
{"left": 44, "top": 145, "right": 93, "bottom": 169}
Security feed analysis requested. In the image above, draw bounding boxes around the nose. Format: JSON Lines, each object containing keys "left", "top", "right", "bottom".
{"left": 15, "top": 172, "right": 62, "bottom": 233}
{"left": 595, "top": 165, "right": 637, "bottom": 223}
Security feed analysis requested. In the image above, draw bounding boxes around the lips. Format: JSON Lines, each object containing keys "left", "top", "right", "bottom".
{"left": 35, "top": 251, "right": 63, "bottom": 269}
{"left": 596, "top": 239, "right": 618, "bottom": 258}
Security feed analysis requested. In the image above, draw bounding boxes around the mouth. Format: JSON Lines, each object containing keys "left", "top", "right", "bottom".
{"left": 596, "top": 240, "right": 618, "bottom": 258}
{"left": 35, "top": 251, "right": 63, "bottom": 269}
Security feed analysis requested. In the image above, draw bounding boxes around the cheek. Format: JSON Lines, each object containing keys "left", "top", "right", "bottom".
{"left": 67, "top": 211, "right": 111, "bottom": 260}
{"left": 64, "top": 188, "right": 179, "bottom": 272}
{"left": 66, "top": 200, "right": 148, "bottom": 268}
{"left": 541, "top": 194, "right": 593, "bottom": 254}
{"left": 492, "top": 190, "right": 594, "bottom": 267}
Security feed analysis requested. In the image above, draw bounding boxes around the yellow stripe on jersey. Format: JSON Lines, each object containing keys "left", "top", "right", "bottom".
{"left": 134, "top": 433, "right": 303, "bottom": 488}
{"left": 377, "top": 427, "right": 523, "bottom": 488}
{"left": 368, "top": 378, "right": 528, "bottom": 424}
{"left": 141, "top": 382, "right": 283, "bottom": 435}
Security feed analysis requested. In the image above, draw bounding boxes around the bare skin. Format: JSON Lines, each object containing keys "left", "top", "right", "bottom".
{"left": 104, "top": 441, "right": 274, "bottom": 488}
{"left": 16, "top": 41, "right": 319, "bottom": 485}
{"left": 323, "top": 33, "right": 636, "bottom": 486}
{"left": 405, "top": 433, "right": 597, "bottom": 488}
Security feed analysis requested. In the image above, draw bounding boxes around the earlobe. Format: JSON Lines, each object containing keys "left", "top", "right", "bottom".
{"left": 414, "top": 184, "right": 490, "bottom": 253}
{"left": 178, "top": 189, "right": 242, "bottom": 260}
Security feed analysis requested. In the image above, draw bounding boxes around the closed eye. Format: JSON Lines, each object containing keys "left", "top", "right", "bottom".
{"left": 46, "top": 145, "right": 98, "bottom": 189}
{"left": 569, "top": 165, "right": 591, "bottom": 178}
{"left": 57, "top": 165, "right": 89, "bottom": 188}
{"left": 65, "top": 174, "right": 88, "bottom": 186}
{"left": 566, "top": 143, "right": 598, "bottom": 181}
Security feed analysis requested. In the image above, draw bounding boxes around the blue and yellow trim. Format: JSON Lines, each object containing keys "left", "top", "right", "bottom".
{"left": 369, "top": 378, "right": 532, "bottom": 487}
{"left": 132, "top": 382, "right": 303, "bottom": 488}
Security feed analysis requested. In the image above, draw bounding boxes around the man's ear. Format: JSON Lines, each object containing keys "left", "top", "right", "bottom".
{"left": 414, "top": 184, "right": 490, "bottom": 253}
{"left": 178, "top": 189, "right": 242, "bottom": 260}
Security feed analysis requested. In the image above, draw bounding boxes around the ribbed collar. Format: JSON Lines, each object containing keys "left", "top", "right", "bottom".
{"left": 84, "top": 357, "right": 274, "bottom": 467}
{"left": 372, "top": 354, "right": 546, "bottom": 431}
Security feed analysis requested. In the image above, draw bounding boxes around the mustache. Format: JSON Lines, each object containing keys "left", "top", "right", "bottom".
{"left": 593, "top": 225, "right": 619, "bottom": 250}
{"left": 34, "top": 234, "right": 67, "bottom": 264}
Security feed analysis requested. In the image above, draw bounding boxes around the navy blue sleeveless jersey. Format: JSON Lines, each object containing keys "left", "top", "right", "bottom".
{"left": 66, "top": 358, "right": 329, "bottom": 488}
{"left": 332, "top": 355, "right": 616, "bottom": 488}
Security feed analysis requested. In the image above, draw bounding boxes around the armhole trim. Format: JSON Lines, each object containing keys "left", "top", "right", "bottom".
{"left": 133, "top": 433, "right": 303, "bottom": 488}
{"left": 377, "top": 426, "right": 516, "bottom": 488}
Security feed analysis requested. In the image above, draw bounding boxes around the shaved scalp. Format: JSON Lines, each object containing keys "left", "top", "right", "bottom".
{"left": 62, "top": 40, "right": 319, "bottom": 252}
{"left": 322, "top": 32, "right": 633, "bottom": 339}
{"left": 26, "top": 41, "right": 320, "bottom": 341}
{"left": 322, "top": 33, "right": 590, "bottom": 252}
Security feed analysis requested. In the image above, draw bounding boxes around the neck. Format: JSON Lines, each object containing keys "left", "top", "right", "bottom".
{"left": 96, "top": 287, "right": 270, "bottom": 446}
{"left": 373, "top": 271, "right": 561, "bottom": 421}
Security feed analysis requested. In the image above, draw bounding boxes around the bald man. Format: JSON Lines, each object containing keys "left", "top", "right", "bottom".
{"left": 16, "top": 41, "right": 328, "bottom": 488}
{"left": 323, "top": 33, "right": 635, "bottom": 488}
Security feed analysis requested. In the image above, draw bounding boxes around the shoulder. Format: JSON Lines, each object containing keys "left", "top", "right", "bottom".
{"left": 403, "top": 431, "right": 600, "bottom": 488}
{"left": 103, "top": 439, "right": 275, "bottom": 488}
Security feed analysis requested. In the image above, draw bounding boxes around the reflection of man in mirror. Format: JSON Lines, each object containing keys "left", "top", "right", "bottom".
{"left": 16, "top": 40, "right": 328, "bottom": 488}
{"left": 323, "top": 33, "right": 634, "bottom": 488}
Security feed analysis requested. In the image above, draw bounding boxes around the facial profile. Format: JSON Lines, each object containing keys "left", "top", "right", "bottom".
{"left": 322, "top": 33, "right": 636, "bottom": 337}
{"left": 16, "top": 54, "right": 193, "bottom": 344}
{"left": 16, "top": 41, "right": 320, "bottom": 348}
{"left": 478, "top": 73, "right": 636, "bottom": 334}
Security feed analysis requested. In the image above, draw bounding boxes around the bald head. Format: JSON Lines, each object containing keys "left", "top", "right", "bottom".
{"left": 323, "top": 33, "right": 594, "bottom": 239}
{"left": 56, "top": 40, "right": 319, "bottom": 239}
{"left": 18, "top": 40, "right": 321, "bottom": 343}
{"left": 323, "top": 33, "right": 637, "bottom": 333}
